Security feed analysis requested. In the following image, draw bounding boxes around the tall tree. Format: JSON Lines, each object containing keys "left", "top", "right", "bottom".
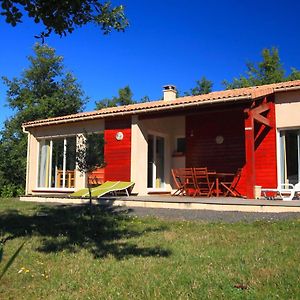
{"left": 223, "top": 47, "right": 300, "bottom": 89}
{"left": 0, "top": 43, "right": 86, "bottom": 196}
{"left": 1, "top": 0, "right": 129, "bottom": 40}
{"left": 185, "top": 76, "right": 213, "bottom": 96}
{"left": 95, "top": 85, "right": 136, "bottom": 109}
{"left": 76, "top": 132, "right": 105, "bottom": 215}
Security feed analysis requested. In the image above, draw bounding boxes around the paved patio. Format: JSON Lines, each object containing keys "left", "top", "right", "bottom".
{"left": 20, "top": 194, "right": 300, "bottom": 213}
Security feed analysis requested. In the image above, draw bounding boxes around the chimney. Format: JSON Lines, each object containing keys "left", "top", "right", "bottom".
{"left": 163, "top": 85, "right": 177, "bottom": 101}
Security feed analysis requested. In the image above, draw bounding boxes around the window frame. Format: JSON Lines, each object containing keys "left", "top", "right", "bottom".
{"left": 36, "top": 135, "right": 77, "bottom": 191}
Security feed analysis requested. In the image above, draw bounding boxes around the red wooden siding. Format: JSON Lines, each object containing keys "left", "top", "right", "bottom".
{"left": 254, "top": 101, "right": 277, "bottom": 189}
{"left": 186, "top": 108, "right": 247, "bottom": 193}
{"left": 104, "top": 119, "right": 131, "bottom": 182}
{"left": 244, "top": 110, "right": 255, "bottom": 197}
{"left": 186, "top": 100, "right": 277, "bottom": 198}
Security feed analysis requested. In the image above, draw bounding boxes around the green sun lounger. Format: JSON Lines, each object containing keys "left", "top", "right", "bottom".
{"left": 70, "top": 181, "right": 134, "bottom": 198}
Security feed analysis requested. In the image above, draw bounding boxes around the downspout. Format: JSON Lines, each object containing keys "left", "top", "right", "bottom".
{"left": 22, "top": 126, "right": 30, "bottom": 195}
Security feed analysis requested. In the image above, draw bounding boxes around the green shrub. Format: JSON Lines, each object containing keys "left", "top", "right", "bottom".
{"left": 0, "top": 184, "right": 24, "bottom": 197}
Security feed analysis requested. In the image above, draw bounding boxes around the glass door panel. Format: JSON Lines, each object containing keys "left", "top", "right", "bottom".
{"left": 156, "top": 136, "right": 165, "bottom": 188}
{"left": 286, "top": 131, "right": 298, "bottom": 184}
{"left": 65, "top": 137, "right": 76, "bottom": 188}
{"left": 147, "top": 135, "right": 154, "bottom": 188}
{"left": 51, "top": 139, "right": 64, "bottom": 188}
{"left": 38, "top": 140, "right": 51, "bottom": 187}
{"left": 147, "top": 134, "right": 165, "bottom": 189}
{"left": 280, "top": 130, "right": 300, "bottom": 185}
{"left": 38, "top": 136, "right": 77, "bottom": 189}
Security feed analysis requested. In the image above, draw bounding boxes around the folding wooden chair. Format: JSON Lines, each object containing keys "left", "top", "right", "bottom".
{"left": 171, "top": 168, "right": 196, "bottom": 196}
{"left": 171, "top": 168, "right": 185, "bottom": 196}
{"left": 193, "top": 167, "right": 215, "bottom": 197}
{"left": 220, "top": 168, "right": 242, "bottom": 197}
{"left": 182, "top": 168, "right": 197, "bottom": 196}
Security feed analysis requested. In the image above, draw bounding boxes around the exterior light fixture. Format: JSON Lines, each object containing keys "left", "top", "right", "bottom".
{"left": 215, "top": 135, "right": 224, "bottom": 144}
{"left": 115, "top": 131, "right": 124, "bottom": 141}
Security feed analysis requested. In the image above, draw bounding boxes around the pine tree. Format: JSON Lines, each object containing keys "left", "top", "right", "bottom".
{"left": 0, "top": 43, "right": 86, "bottom": 196}
{"left": 223, "top": 47, "right": 300, "bottom": 89}
{"left": 95, "top": 85, "right": 136, "bottom": 109}
{"left": 185, "top": 76, "right": 213, "bottom": 96}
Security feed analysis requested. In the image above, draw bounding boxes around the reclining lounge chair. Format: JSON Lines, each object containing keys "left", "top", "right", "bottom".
{"left": 261, "top": 183, "right": 300, "bottom": 201}
{"left": 70, "top": 181, "right": 135, "bottom": 198}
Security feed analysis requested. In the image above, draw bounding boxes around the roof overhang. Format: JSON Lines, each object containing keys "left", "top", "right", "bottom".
{"left": 22, "top": 80, "right": 300, "bottom": 130}
{"left": 22, "top": 95, "right": 253, "bottom": 130}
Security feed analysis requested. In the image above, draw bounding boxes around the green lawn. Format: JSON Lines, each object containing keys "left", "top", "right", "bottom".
{"left": 1, "top": 198, "right": 300, "bottom": 299}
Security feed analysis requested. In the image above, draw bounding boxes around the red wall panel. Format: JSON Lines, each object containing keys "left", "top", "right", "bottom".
{"left": 186, "top": 108, "right": 246, "bottom": 169}
{"left": 186, "top": 107, "right": 247, "bottom": 195}
{"left": 104, "top": 118, "right": 131, "bottom": 182}
{"left": 186, "top": 100, "right": 277, "bottom": 198}
{"left": 254, "top": 101, "right": 277, "bottom": 189}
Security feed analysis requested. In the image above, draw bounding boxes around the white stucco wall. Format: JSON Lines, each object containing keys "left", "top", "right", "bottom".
{"left": 26, "top": 133, "right": 39, "bottom": 194}
{"left": 275, "top": 90, "right": 300, "bottom": 128}
{"left": 30, "top": 119, "right": 105, "bottom": 138}
{"left": 130, "top": 115, "right": 185, "bottom": 195}
{"left": 130, "top": 116, "right": 148, "bottom": 195}
{"left": 25, "top": 119, "right": 104, "bottom": 194}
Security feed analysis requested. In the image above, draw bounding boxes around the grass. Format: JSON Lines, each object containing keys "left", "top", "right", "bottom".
{"left": 0, "top": 198, "right": 300, "bottom": 299}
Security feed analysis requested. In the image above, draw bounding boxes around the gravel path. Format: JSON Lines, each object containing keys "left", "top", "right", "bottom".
{"left": 124, "top": 207, "right": 300, "bottom": 223}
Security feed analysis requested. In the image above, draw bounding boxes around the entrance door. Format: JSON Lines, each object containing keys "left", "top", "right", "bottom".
{"left": 279, "top": 130, "right": 300, "bottom": 185}
{"left": 147, "top": 134, "right": 165, "bottom": 189}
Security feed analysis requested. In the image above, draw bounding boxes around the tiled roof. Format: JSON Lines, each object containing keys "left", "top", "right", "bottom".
{"left": 22, "top": 80, "right": 300, "bottom": 129}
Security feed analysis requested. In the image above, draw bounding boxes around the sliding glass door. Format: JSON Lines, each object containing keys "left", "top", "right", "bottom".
{"left": 279, "top": 130, "right": 300, "bottom": 185}
{"left": 38, "top": 136, "right": 76, "bottom": 189}
{"left": 147, "top": 134, "right": 165, "bottom": 189}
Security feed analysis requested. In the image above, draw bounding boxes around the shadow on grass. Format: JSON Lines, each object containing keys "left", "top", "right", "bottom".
{"left": 0, "top": 204, "right": 171, "bottom": 259}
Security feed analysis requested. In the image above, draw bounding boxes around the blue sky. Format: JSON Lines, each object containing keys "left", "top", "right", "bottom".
{"left": 1, "top": 0, "right": 300, "bottom": 129}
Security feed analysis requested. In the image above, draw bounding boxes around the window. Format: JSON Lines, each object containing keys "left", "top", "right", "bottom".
{"left": 38, "top": 136, "right": 76, "bottom": 189}
{"left": 175, "top": 137, "right": 186, "bottom": 154}
{"left": 86, "top": 133, "right": 105, "bottom": 168}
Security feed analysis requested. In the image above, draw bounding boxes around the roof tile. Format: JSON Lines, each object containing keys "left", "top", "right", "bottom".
{"left": 23, "top": 80, "right": 300, "bottom": 128}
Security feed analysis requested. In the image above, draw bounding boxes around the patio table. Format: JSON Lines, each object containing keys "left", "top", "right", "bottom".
{"left": 210, "top": 172, "right": 235, "bottom": 197}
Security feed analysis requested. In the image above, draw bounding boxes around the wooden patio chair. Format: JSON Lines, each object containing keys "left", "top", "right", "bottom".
{"left": 193, "top": 167, "right": 215, "bottom": 197}
{"left": 220, "top": 168, "right": 242, "bottom": 197}
{"left": 182, "top": 168, "right": 197, "bottom": 196}
{"left": 172, "top": 168, "right": 196, "bottom": 196}
{"left": 171, "top": 168, "right": 185, "bottom": 196}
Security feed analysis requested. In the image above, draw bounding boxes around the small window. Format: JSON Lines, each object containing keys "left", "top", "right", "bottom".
{"left": 176, "top": 137, "right": 186, "bottom": 153}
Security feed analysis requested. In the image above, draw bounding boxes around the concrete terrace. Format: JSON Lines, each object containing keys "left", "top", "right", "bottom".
{"left": 20, "top": 195, "right": 300, "bottom": 213}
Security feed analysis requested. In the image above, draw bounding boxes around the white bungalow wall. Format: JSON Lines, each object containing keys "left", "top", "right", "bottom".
{"left": 275, "top": 90, "right": 300, "bottom": 128}
{"left": 130, "top": 115, "right": 185, "bottom": 195}
{"left": 25, "top": 119, "right": 105, "bottom": 195}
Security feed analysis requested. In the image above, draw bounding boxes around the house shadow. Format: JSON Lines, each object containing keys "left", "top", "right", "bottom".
{"left": 0, "top": 203, "right": 171, "bottom": 260}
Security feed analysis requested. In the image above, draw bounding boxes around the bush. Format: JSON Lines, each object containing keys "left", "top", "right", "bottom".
{"left": 0, "top": 184, "right": 24, "bottom": 197}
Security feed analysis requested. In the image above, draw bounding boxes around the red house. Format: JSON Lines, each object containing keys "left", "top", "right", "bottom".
{"left": 22, "top": 80, "right": 300, "bottom": 198}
